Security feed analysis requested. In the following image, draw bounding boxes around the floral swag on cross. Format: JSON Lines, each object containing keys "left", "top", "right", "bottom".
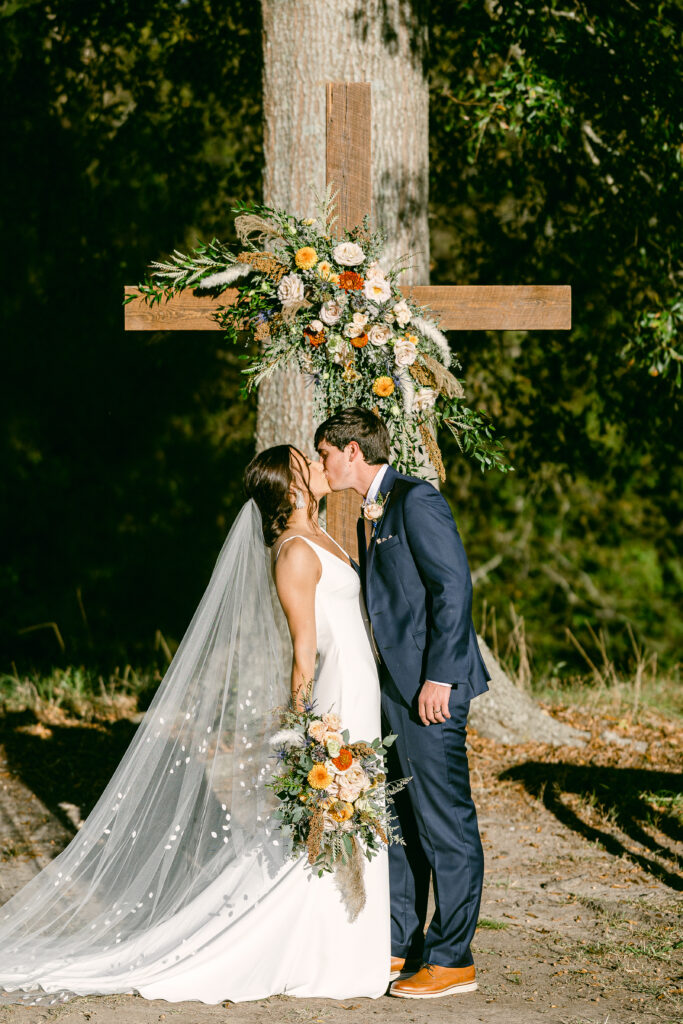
{"left": 129, "top": 190, "right": 510, "bottom": 479}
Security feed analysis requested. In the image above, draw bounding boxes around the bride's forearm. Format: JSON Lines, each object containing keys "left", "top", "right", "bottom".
{"left": 290, "top": 649, "right": 316, "bottom": 708}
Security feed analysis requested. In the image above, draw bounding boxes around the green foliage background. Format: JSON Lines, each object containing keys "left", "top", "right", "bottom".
{"left": 1, "top": 0, "right": 680, "bottom": 682}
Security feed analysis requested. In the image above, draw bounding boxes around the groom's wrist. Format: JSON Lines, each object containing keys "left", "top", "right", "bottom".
{"left": 427, "top": 679, "right": 452, "bottom": 688}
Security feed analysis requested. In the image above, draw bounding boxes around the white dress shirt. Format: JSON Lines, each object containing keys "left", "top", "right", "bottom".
{"left": 365, "top": 463, "right": 390, "bottom": 504}
{"left": 364, "top": 464, "right": 451, "bottom": 690}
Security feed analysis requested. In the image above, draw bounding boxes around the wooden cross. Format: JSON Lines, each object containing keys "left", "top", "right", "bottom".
{"left": 124, "top": 82, "right": 570, "bottom": 562}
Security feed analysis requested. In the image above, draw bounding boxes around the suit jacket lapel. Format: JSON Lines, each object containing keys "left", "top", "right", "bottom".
{"left": 366, "top": 465, "right": 399, "bottom": 580}
{"left": 356, "top": 516, "right": 368, "bottom": 585}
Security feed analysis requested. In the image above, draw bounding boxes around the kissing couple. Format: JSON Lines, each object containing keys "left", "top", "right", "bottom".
{"left": 0, "top": 407, "right": 490, "bottom": 1007}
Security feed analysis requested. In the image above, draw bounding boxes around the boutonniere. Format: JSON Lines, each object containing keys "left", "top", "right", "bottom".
{"left": 363, "top": 490, "right": 390, "bottom": 522}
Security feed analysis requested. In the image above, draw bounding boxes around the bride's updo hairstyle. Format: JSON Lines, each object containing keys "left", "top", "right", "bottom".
{"left": 244, "top": 445, "right": 317, "bottom": 547}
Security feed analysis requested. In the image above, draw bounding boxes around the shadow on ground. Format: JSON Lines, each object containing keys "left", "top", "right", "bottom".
{"left": 0, "top": 712, "right": 139, "bottom": 833}
{"left": 500, "top": 761, "right": 683, "bottom": 891}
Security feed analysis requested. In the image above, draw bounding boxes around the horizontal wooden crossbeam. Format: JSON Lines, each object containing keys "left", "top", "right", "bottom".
{"left": 124, "top": 284, "right": 571, "bottom": 332}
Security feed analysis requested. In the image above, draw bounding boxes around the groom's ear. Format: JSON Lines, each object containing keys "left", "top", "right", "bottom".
{"left": 346, "top": 441, "right": 365, "bottom": 463}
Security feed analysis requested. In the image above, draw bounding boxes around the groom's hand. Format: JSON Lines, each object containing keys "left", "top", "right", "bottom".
{"left": 418, "top": 681, "right": 452, "bottom": 726}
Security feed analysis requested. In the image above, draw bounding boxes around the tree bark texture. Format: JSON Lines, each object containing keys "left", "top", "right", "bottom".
{"left": 256, "top": 0, "right": 429, "bottom": 454}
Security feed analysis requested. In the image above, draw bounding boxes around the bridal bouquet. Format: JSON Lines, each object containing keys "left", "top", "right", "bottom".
{"left": 128, "top": 189, "right": 509, "bottom": 478}
{"left": 267, "top": 692, "right": 406, "bottom": 917}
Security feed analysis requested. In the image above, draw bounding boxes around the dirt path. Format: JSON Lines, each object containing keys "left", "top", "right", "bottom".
{"left": 0, "top": 708, "right": 680, "bottom": 1024}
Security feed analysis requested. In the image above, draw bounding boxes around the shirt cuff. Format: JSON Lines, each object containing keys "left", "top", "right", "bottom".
{"left": 427, "top": 680, "right": 452, "bottom": 688}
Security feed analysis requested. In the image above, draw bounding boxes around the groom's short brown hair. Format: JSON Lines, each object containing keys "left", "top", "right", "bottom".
{"left": 315, "top": 407, "right": 391, "bottom": 465}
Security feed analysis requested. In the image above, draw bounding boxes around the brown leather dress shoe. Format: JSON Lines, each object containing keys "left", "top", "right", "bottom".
{"left": 389, "top": 956, "right": 420, "bottom": 981}
{"left": 390, "top": 963, "right": 477, "bottom": 998}
{"left": 389, "top": 957, "right": 405, "bottom": 981}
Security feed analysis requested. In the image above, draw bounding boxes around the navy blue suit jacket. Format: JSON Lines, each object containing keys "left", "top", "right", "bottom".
{"left": 356, "top": 465, "right": 491, "bottom": 707}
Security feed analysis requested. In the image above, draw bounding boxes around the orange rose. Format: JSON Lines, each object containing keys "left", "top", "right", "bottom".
{"left": 373, "top": 376, "right": 395, "bottom": 397}
{"left": 350, "top": 332, "right": 368, "bottom": 348}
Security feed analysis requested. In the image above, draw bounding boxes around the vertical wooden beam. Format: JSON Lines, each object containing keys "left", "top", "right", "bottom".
{"left": 326, "top": 82, "right": 373, "bottom": 235}
{"left": 324, "top": 82, "right": 372, "bottom": 561}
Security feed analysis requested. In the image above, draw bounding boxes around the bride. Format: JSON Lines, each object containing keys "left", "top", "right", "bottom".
{"left": 0, "top": 445, "right": 390, "bottom": 1005}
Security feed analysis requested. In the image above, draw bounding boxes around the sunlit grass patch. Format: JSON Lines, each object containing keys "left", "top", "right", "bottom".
{"left": 0, "top": 665, "right": 159, "bottom": 723}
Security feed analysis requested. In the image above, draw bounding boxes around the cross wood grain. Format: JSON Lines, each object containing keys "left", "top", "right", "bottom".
{"left": 124, "top": 284, "right": 572, "bottom": 332}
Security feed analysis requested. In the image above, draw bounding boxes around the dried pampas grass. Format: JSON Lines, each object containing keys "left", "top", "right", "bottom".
{"left": 234, "top": 214, "right": 285, "bottom": 249}
{"left": 334, "top": 837, "right": 367, "bottom": 922}
{"left": 409, "top": 355, "right": 465, "bottom": 400}
{"left": 411, "top": 316, "right": 452, "bottom": 367}
{"left": 195, "top": 264, "right": 253, "bottom": 290}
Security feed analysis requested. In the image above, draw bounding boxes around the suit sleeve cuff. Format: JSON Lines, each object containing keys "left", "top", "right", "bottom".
{"left": 427, "top": 680, "right": 452, "bottom": 688}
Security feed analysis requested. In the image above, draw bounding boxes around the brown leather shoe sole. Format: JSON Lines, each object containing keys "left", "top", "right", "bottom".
{"left": 390, "top": 978, "right": 478, "bottom": 999}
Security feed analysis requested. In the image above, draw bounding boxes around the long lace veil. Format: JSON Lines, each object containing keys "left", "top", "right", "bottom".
{"left": 0, "top": 500, "right": 291, "bottom": 1003}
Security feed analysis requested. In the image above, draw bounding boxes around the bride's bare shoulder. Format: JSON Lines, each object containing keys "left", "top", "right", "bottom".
{"left": 272, "top": 532, "right": 321, "bottom": 578}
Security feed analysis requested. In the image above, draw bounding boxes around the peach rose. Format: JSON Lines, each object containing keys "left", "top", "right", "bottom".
{"left": 413, "top": 387, "right": 438, "bottom": 413}
{"left": 394, "top": 339, "right": 418, "bottom": 367}
{"left": 319, "top": 299, "right": 345, "bottom": 326}
{"left": 369, "top": 324, "right": 392, "bottom": 347}
{"left": 392, "top": 299, "right": 412, "bottom": 327}
{"left": 322, "top": 712, "right": 342, "bottom": 731}
{"left": 308, "top": 720, "right": 327, "bottom": 742}
{"left": 365, "top": 260, "right": 386, "bottom": 283}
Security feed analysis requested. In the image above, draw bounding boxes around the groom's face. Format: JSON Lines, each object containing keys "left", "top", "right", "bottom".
{"left": 316, "top": 440, "right": 350, "bottom": 490}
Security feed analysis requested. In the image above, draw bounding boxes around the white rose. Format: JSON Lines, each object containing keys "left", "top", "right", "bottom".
{"left": 309, "top": 319, "right": 324, "bottom": 333}
{"left": 363, "top": 501, "right": 384, "bottom": 521}
{"left": 332, "top": 241, "right": 365, "bottom": 266}
{"left": 352, "top": 312, "right": 368, "bottom": 327}
{"left": 368, "top": 324, "right": 392, "bottom": 346}
{"left": 413, "top": 387, "right": 438, "bottom": 412}
{"left": 365, "top": 260, "right": 386, "bottom": 283}
{"left": 354, "top": 796, "right": 372, "bottom": 812}
{"left": 277, "top": 273, "right": 305, "bottom": 308}
{"left": 363, "top": 277, "right": 391, "bottom": 304}
{"left": 393, "top": 299, "right": 412, "bottom": 327}
{"left": 344, "top": 322, "right": 367, "bottom": 339}
{"left": 319, "top": 299, "right": 344, "bottom": 326}
{"left": 394, "top": 339, "right": 418, "bottom": 366}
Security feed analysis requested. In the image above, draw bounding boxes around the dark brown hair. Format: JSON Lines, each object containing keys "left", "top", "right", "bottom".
{"left": 244, "top": 445, "right": 316, "bottom": 547}
{"left": 314, "top": 407, "right": 391, "bottom": 465}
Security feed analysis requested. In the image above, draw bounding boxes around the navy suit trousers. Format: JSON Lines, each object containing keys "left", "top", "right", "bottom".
{"left": 381, "top": 667, "right": 484, "bottom": 968}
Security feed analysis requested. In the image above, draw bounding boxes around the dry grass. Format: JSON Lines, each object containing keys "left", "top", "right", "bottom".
{"left": 0, "top": 665, "right": 157, "bottom": 724}
{"left": 479, "top": 601, "right": 682, "bottom": 721}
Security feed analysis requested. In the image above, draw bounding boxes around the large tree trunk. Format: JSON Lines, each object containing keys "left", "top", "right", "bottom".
{"left": 257, "top": 0, "right": 429, "bottom": 454}
{"left": 256, "top": 0, "right": 584, "bottom": 748}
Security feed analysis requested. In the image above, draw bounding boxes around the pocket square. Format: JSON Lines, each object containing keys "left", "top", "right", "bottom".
{"left": 376, "top": 534, "right": 394, "bottom": 544}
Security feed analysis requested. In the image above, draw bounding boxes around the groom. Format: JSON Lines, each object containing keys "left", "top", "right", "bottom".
{"left": 315, "top": 407, "right": 490, "bottom": 999}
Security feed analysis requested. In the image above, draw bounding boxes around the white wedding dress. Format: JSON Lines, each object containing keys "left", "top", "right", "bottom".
{"left": 0, "top": 521, "right": 390, "bottom": 1006}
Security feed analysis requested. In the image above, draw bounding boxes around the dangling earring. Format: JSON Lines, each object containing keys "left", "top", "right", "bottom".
{"left": 293, "top": 488, "right": 306, "bottom": 510}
